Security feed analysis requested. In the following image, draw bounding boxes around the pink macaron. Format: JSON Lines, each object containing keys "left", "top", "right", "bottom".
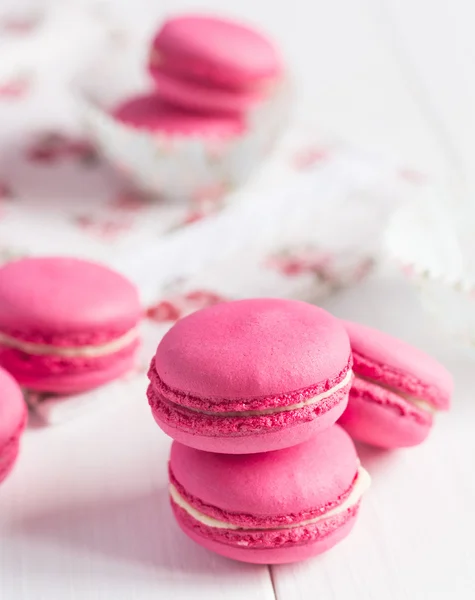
{"left": 147, "top": 298, "right": 353, "bottom": 454}
{"left": 338, "top": 321, "right": 453, "bottom": 448}
{"left": 169, "top": 425, "right": 371, "bottom": 564}
{"left": 113, "top": 94, "right": 245, "bottom": 138}
{"left": 0, "top": 257, "right": 141, "bottom": 394}
{"left": 149, "top": 14, "right": 283, "bottom": 114}
{"left": 0, "top": 367, "right": 27, "bottom": 484}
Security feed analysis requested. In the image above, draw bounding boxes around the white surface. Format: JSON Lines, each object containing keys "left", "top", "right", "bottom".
{"left": 2, "top": 269, "right": 475, "bottom": 600}
{"left": 1, "top": 1, "right": 475, "bottom": 599}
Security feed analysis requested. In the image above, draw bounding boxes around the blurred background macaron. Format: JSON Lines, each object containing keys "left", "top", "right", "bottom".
{"left": 0, "top": 367, "right": 27, "bottom": 485}
{"left": 0, "top": 257, "right": 141, "bottom": 396}
{"left": 148, "top": 14, "right": 284, "bottom": 114}
{"left": 113, "top": 93, "right": 246, "bottom": 139}
{"left": 77, "top": 12, "right": 290, "bottom": 200}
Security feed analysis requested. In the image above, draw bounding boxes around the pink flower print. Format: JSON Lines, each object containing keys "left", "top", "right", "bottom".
{"left": 278, "top": 259, "right": 307, "bottom": 276}
{"left": 267, "top": 250, "right": 333, "bottom": 278}
{"left": 182, "top": 210, "right": 206, "bottom": 225}
{"left": 99, "top": 220, "right": 131, "bottom": 239}
{"left": 145, "top": 300, "right": 182, "bottom": 323}
{"left": 184, "top": 290, "right": 227, "bottom": 309}
{"left": 145, "top": 290, "right": 228, "bottom": 324}
{"left": 66, "top": 139, "right": 100, "bottom": 166}
{"left": 74, "top": 215, "right": 131, "bottom": 240}
{"left": 401, "top": 263, "right": 415, "bottom": 278}
{"left": 0, "top": 73, "right": 32, "bottom": 99}
{"left": 0, "top": 181, "right": 14, "bottom": 218}
{"left": 181, "top": 184, "right": 227, "bottom": 226}
{"left": 193, "top": 184, "right": 227, "bottom": 207}
{"left": 110, "top": 191, "right": 147, "bottom": 212}
{"left": 26, "top": 133, "right": 68, "bottom": 163}
{"left": 398, "top": 168, "right": 427, "bottom": 184}
{"left": 0, "top": 180, "right": 13, "bottom": 199}
{"left": 352, "top": 257, "right": 375, "bottom": 281}
{"left": 267, "top": 248, "right": 349, "bottom": 288}
{"left": 26, "top": 133, "right": 99, "bottom": 166}
{"left": 0, "top": 13, "right": 42, "bottom": 35}
{"left": 114, "top": 161, "right": 134, "bottom": 179}
{"left": 292, "top": 147, "right": 329, "bottom": 170}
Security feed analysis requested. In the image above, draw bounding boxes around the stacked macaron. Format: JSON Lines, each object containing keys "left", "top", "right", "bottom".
{"left": 147, "top": 14, "right": 284, "bottom": 116}
{"left": 147, "top": 298, "right": 452, "bottom": 564}
{"left": 147, "top": 298, "right": 371, "bottom": 563}
{"left": 0, "top": 256, "right": 142, "bottom": 481}
{"left": 116, "top": 14, "right": 283, "bottom": 127}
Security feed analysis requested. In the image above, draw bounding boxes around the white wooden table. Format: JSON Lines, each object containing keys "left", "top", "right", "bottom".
{"left": 2, "top": 1, "right": 475, "bottom": 598}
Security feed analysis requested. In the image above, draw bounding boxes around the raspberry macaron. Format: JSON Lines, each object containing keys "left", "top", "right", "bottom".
{"left": 169, "top": 425, "right": 371, "bottom": 564}
{"left": 338, "top": 321, "right": 453, "bottom": 448}
{"left": 0, "top": 257, "right": 141, "bottom": 394}
{"left": 0, "top": 367, "right": 27, "bottom": 484}
{"left": 113, "top": 94, "right": 245, "bottom": 139}
{"left": 147, "top": 298, "right": 353, "bottom": 454}
{"left": 149, "top": 14, "right": 284, "bottom": 114}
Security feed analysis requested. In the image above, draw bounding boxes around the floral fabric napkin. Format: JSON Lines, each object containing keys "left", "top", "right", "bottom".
{"left": 0, "top": 0, "right": 422, "bottom": 422}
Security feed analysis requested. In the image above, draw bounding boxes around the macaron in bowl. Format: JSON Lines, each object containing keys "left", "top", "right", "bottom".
{"left": 148, "top": 14, "right": 284, "bottom": 115}
{"left": 0, "top": 367, "right": 27, "bottom": 484}
{"left": 0, "top": 257, "right": 141, "bottom": 394}
{"left": 76, "top": 20, "right": 290, "bottom": 200}
{"left": 169, "top": 425, "right": 371, "bottom": 564}
{"left": 338, "top": 321, "right": 452, "bottom": 448}
{"left": 113, "top": 94, "right": 246, "bottom": 139}
{"left": 147, "top": 298, "right": 353, "bottom": 454}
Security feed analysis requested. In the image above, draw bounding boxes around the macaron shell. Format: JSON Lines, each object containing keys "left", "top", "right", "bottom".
{"left": 0, "top": 434, "right": 21, "bottom": 484}
{"left": 153, "top": 384, "right": 349, "bottom": 454}
{"left": 339, "top": 377, "right": 432, "bottom": 448}
{"left": 150, "top": 67, "right": 264, "bottom": 114}
{"left": 152, "top": 15, "right": 282, "bottom": 87}
{"left": 156, "top": 299, "right": 351, "bottom": 401}
{"left": 0, "top": 368, "right": 26, "bottom": 483}
{"left": 170, "top": 426, "right": 358, "bottom": 516}
{"left": 114, "top": 94, "right": 245, "bottom": 137}
{"left": 173, "top": 503, "right": 358, "bottom": 564}
{"left": 0, "top": 367, "right": 26, "bottom": 448}
{"left": 343, "top": 320, "right": 452, "bottom": 409}
{"left": 0, "top": 257, "right": 141, "bottom": 341}
{"left": 1, "top": 346, "right": 138, "bottom": 394}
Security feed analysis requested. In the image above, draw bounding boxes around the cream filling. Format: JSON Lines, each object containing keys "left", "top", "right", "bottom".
{"left": 170, "top": 465, "right": 370, "bottom": 531}
{"left": 0, "top": 327, "right": 139, "bottom": 358}
{"left": 182, "top": 369, "right": 353, "bottom": 418}
{"left": 355, "top": 374, "right": 437, "bottom": 415}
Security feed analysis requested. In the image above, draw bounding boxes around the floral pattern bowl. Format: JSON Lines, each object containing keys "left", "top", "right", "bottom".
{"left": 73, "top": 47, "right": 291, "bottom": 201}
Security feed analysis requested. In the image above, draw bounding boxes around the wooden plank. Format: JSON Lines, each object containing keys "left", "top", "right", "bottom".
{"left": 0, "top": 379, "right": 275, "bottom": 600}
{"left": 271, "top": 269, "right": 475, "bottom": 599}
{"left": 377, "top": 0, "right": 475, "bottom": 203}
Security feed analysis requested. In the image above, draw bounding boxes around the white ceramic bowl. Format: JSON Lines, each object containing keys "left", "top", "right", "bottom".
{"left": 74, "top": 49, "right": 291, "bottom": 200}
{"left": 385, "top": 190, "right": 475, "bottom": 348}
